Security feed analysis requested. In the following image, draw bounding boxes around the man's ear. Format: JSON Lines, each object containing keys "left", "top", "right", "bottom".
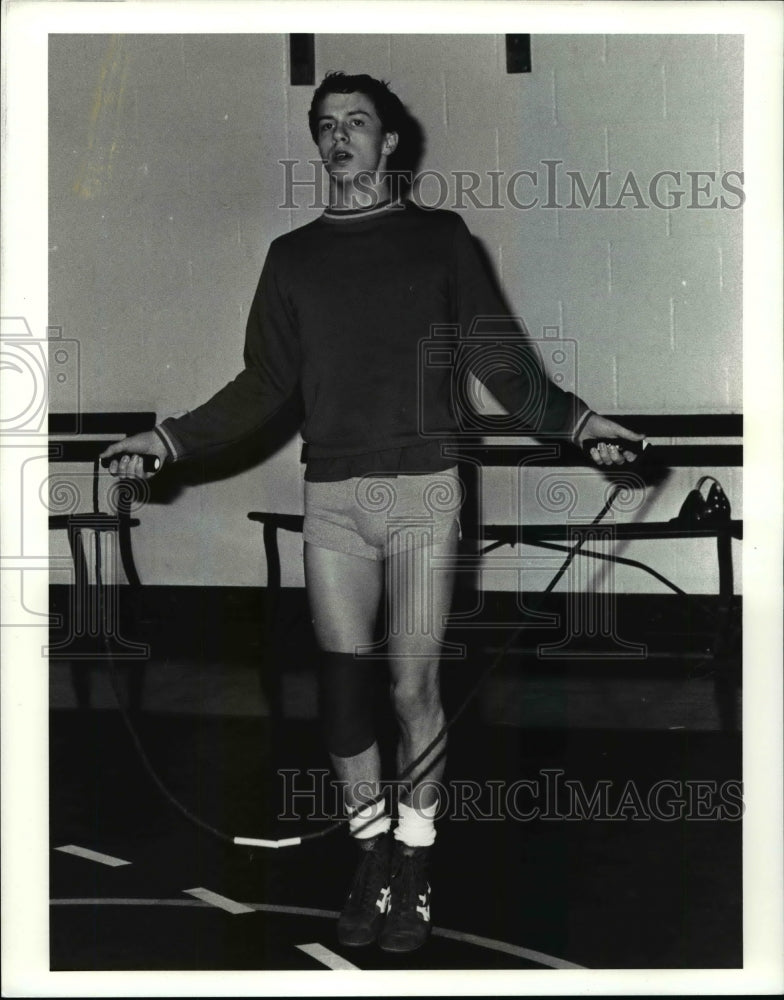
{"left": 383, "top": 131, "right": 399, "bottom": 155}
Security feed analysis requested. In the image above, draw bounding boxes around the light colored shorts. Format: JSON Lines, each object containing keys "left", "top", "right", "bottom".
{"left": 303, "top": 466, "right": 462, "bottom": 561}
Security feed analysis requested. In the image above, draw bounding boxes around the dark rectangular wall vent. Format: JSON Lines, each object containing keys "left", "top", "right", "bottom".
{"left": 506, "top": 34, "right": 531, "bottom": 73}
{"left": 290, "top": 34, "right": 315, "bottom": 86}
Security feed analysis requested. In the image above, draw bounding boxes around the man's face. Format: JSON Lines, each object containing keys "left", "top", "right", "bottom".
{"left": 315, "top": 91, "right": 397, "bottom": 187}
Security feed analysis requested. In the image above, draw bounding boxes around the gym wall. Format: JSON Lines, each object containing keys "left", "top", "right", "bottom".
{"left": 49, "top": 33, "right": 742, "bottom": 593}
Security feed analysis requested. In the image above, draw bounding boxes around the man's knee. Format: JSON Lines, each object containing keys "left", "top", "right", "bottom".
{"left": 389, "top": 666, "right": 442, "bottom": 723}
{"left": 319, "top": 650, "right": 377, "bottom": 758}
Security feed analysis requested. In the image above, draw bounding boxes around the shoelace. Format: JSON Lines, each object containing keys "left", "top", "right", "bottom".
{"left": 350, "top": 843, "right": 389, "bottom": 906}
{"left": 391, "top": 851, "right": 428, "bottom": 910}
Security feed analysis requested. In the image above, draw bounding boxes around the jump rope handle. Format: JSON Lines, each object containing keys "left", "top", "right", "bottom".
{"left": 582, "top": 437, "right": 649, "bottom": 462}
{"left": 100, "top": 454, "right": 161, "bottom": 473}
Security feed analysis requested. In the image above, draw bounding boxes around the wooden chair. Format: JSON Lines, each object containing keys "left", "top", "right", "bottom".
{"left": 48, "top": 411, "right": 155, "bottom": 709}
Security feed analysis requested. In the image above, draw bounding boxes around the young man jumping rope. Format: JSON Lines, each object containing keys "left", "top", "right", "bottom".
{"left": 103, "top": 72, "right": 643, "bottom": 953}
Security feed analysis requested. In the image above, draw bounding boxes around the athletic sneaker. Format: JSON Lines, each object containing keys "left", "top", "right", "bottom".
{"left": 378, "top": 842, "right": 432, "bottom": 953}
{"left": 337, "top": 832, "right": 392, "bottom": 947}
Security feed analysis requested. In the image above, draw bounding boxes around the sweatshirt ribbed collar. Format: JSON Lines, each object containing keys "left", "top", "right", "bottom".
{"left": 321, "top": 198, "right": 404, "bottom": 224}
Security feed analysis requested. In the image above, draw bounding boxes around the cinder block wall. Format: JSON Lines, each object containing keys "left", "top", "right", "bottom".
{"left": 49, "top": 34, "right": 742, "bottom": 592}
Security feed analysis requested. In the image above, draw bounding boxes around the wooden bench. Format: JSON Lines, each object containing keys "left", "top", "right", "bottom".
{"left": 248, "top": 412, "right": 742, "bottom": 653}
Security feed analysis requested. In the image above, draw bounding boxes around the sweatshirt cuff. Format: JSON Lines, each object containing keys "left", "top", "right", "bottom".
{"left": 153, "top": 421, "right": 181, "bottom": 462}
{"left": 570, "top": 407, "right": 594, "bottom": 444}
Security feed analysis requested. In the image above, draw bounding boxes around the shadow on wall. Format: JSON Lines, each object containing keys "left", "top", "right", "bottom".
{"left": 387, "top": 97, "right": 426, "bottom": 197}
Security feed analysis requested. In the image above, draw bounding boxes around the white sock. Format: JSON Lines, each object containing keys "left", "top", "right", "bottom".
{"left": 349, "top": 799, "right": 392, "bottom": 841}
{"left": 394, "top": 800, "right": 438, "bottom": 848}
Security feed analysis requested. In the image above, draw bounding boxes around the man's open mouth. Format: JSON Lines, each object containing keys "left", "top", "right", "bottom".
{"left": 332, "top": 150, "right": 353, "bottom": 162}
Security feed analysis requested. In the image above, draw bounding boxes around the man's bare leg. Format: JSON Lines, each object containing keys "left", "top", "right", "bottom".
{"left": 304, "top": 542, "right": 384, "bottom": 818}
{"left": 379, "top": 520, "right": 459, "bottom": 953}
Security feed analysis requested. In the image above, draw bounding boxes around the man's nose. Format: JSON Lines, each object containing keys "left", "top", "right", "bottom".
{"left": 332, "top": 121, "right": 348, "bottom": 142}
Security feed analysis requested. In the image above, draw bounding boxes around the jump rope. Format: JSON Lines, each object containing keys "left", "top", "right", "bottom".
{"left": 99, "top": 439, "right": 733, "bottom": 850}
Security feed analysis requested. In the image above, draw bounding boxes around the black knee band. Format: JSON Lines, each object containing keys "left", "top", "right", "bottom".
{"left": 319, "top": 650, "right": 376, "bottom": 758}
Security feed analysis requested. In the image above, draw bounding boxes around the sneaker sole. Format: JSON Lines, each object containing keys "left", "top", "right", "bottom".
{"left": 378, "top": 930, "right": 431, "bottom": 953}
{"left": 337, "top": 918, "right": 386, "bottom": 948}
{"left": 338, "top": 931, "right": 380, "bottom": 947}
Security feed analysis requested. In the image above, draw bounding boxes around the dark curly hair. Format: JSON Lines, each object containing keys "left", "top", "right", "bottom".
{"left": 307, "top": 71, "right": 407, "bottom": 142}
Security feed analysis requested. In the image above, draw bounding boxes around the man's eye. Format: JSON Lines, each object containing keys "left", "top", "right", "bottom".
{"left": 351, "top": 119, "right": 365, "bottom": 127}
{"left": 320, "top": 123, "right": 333, "bottom": 133}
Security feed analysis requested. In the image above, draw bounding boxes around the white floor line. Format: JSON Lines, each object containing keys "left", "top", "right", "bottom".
{"left": 54, "top": 845, "right": 131, "bottom": 867}
{"left": 49, "top": 898, "right": 584, "bottom": 968}
{"left": 51, "top": 898, "right": 340, "bottom": 919}
{"left": 296, "top": 942, "right": 360, "bottom": 971}
{"left": 432, "top": 926, "right": 586, "bottom": 970}
{"left": 182, "top": 887, "right": 255, "bottom": 915}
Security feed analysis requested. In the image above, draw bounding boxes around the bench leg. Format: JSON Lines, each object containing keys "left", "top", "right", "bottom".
{"left": 713, "top": 531, "right": 740, "bottom": 732}
{"left": 260, "top": 522, "right": 284, "bottom": 724}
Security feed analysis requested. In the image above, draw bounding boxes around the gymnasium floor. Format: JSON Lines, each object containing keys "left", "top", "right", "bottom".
{"left": 49, "top": 608, "right": 742, "bottom": 973}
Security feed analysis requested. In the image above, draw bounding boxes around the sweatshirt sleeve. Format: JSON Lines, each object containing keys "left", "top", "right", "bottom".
{"left": 156, "top": 244, "right": 301, "bottom": 461}
{"left": 450, "top": 215, "right": 592, "bottom": 440}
